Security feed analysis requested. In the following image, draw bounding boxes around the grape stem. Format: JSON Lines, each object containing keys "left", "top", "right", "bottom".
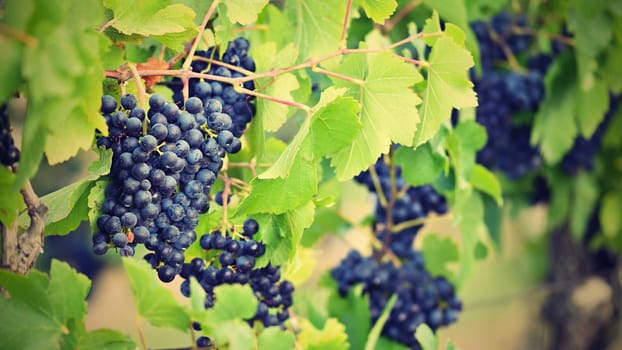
{"left": 128, "top": 63, "right": 148, "bottom": 110}
{"left": 135, "top": 317, "right": 147, "bottom": 350}
{"left": 380, "top": 212, "right": 450, "bottom": 233}
{"left": 340, "top": 0, "right": 354, "bottom": 49}
{"left": 367, "top": 164, "right": 388, "bottom": 208}
{"left": 98, "top": 18, "right": 115, "bottom": 33}
{"left": 312, "top": 66, "right": 364, "bottom": 85}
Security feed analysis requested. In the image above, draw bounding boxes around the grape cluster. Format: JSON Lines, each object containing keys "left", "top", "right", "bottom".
{"left": 332, "top": 251, "right": 461, "bottom": 349}
{"left": 93, "top": 93, "right": 243, "bottom": 282}
{"left": 332, "top": 153, "right": 459, "bottom": 348}
{"left": 171, "top": 37, "right": 256, "bottom": 138}
{"left": 174, "top": 220, "right": 293, "bottom": 342}
{"left": 354, "top": 155, "right": 448, "bottom": 257}
{"left": 0, "top": 104, "right": 19, "bottom": 167}
{"left": 468, "top": 12, "right": 549, "bottom": 180}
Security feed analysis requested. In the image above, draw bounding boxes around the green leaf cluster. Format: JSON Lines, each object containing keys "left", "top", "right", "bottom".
{"left": 0, "top": 260, "right": 134, "bottom": 350}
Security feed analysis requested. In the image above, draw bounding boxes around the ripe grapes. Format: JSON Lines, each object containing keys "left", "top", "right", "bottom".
{"left": 332, "top": 153, "right": 460, "bottom": 348}
{"left": 178, "top": 219, "right": 294, "bottom": 332}
{"left": 94, "top": 93, "right": 245, "bottom": 283}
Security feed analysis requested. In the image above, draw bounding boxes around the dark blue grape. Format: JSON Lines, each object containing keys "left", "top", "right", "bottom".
{"left": 101, "top": 95, "right": 117, "bottom": 114}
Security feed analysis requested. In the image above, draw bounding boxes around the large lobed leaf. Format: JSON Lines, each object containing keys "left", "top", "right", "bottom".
{"left": 0, "top": 260, "right": 109, "bottom": 350}
{"left": 330, "top": 51, "right": 423, "bottom": 180}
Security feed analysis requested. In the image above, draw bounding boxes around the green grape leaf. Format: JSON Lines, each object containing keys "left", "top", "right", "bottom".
{"left": 453, "top": 190, "right": 486, "bottom": 286}
{"left": 600, "top": 190, "right": 622, "bottom": 238}
{"left": 43, "top": 183, "right": 92, "bottom": 236}
{"left": 422, "top": 234, "right": 460, "bottom": 279}
{"left": 238, "top": 141, "right": 319, "bottom": 214}
{"left": 0, "top": 260, "right": 92, "bottom": 350}
{"left": 365, "top": 294, "right": 397, "bottom": 350}
{"left": 330, "top": 51, "right": 423, "bottom": 180}
{"left": 254, "top": 201, "right": 315, "bottom": 267}
{"left": 415, "top": 324, "right": 438, "bottom": 350}
{"left": 122, "top": 258, "right": 190, "bottom": 331}
{"left": 259, "top": 87, "right": 360, "bottom": 180}
{"left": 469, "top": 164, "right": 502, "bottom": 205}
{"left": 310, "top": 93, "right": 362, "bottom": 156}
{"left": 223, "top": 0, "right": 269, "bottom": 24}
{"left": 422, "top": 11, "right": 443, "bottom": 46}
{"left": 356, "top": 0, "right": 397, "bottom": 24}
{"left": 78, "top": 329, "right": 136, "bottom": 350}
{"left": 0, "top": 268, "right": 51, "bottom": 314}
{"left": 252, "top": 41, "right": 299, "bottom": 131}
{"left": 446, "top": 120, "right": 487, "bottom": 189}
{"left": 103, "top": 0, "right": 196, "bottom": 36}
{"left": 298, "top": 318, "right": 350, "bottom": 350}
{"left": 0, "top": 297, "right": 66, "bottom": 350}
{"left": 202, "top": 285, "right": 258, "bottom": 324}
{"left": 259, "top": 73, "right": 300, "bottom": 132}
{"left": 531, "top": 53, "right": 578, "bottom": 163}
{"left": 47, "top": 260, "right": 91, "bottom": 323}
{"left": 285, "top": 0, "right": 346, "bottom": 62}
{"left": 422, "top": 0, "right": 480, "bottom": 69}
{"left": 0, "top": 167, "right": 24, "bottom": 226}
{"left": 374, "top": 337, "right": 410, "bottom": 350}
{"left": 394, "top": 144, "right": 445, "bottom": 187}
{"left": 414, "top": 36, "right": 477, "bottom": 147}
{"left": 43, "top": 103, "right": 97, "bottom": 165}
{"left": 210, "top": 320, "right": 255, "bottom": 350}
{"left": 13, "top": 0, "right": 107, "bottom": 188}
{"left": 327, "top": 282, "right": 370, "bottom": 350}
{"left": 258, "top": 327, "right": 296, "bottom": 350}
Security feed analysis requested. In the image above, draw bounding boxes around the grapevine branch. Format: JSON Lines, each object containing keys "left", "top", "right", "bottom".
{"left": 1, "top": 179, "right": 48, "bottom": 275}
{"left": 104, "top": 30, "right": 445, "bottom": 110}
